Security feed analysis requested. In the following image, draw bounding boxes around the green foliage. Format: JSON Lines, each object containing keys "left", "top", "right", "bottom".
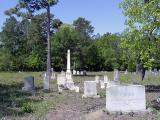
{"left": 73, "top": 17, "right": 94, "bottom": 69}
{"left": 21, "top": 102, "right": 34, "bottom": 113}
{"left": 99, "top": 89, "right": 106, "bottom": 97}
{"left": 51, "top": 24, "right": 79, "bottom": 70}
{"left": 120, "top": 0, "right": 160, "bottom": 69}
{"left": 94, "top": 33, "right": 122, "bottom": 70}
{"left": 0, "top": 0, "right": 159, "bottom": 72}
{"left": 5, "top": 0, "right": 58, "bottom": 18}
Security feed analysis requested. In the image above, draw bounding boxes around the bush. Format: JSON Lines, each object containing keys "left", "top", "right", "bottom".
{"left": 99, "top": 89, "right": 106, "bottom": 97}
{"left": 21, "top": 102, "right": 34, "bottom": 113}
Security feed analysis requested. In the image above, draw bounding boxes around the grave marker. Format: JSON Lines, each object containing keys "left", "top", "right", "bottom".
{"left": 106, "top": 85, "right": 146, "bottom": 112}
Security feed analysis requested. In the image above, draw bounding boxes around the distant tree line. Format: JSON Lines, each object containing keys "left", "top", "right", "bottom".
{"left": 0, "top": 0, "right": 159, "bottom": 72}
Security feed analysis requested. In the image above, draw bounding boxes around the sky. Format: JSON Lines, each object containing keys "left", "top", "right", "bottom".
{"left": 0, "top": 0, "right": 127, "bottom": 35}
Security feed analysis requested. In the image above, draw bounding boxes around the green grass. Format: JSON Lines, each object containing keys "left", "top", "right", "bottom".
{"left": 0, "top": 72, "right": 64, "bottom": 119}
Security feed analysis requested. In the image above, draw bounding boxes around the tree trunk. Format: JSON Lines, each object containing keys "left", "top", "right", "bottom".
{"left": 46, "top": 3, "right": 51, "bottom": 77}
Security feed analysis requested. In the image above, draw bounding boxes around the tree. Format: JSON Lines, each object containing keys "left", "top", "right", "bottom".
{"left": 120, "top": 0, "right": 160, "bottom": 69}
{"left": 95, "top": 33, "right": 122, "bottom": 71}
{"left": 73, "top": 17, "right": 94, "bottom": 69}
{"left": 6, "top": 0, "right": 58, "bottom": 76}
{"left": 51, "top": 24, "right": 79, "bottom": 70}
{"left": 0, "top": 16, "right": 24, "bottom": 71}
{"left": 24, "top": 14, "right": 50, "bottom": 71}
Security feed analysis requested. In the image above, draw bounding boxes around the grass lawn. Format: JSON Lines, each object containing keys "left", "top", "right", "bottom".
{"left": 0, "top": 72, "right": 64, "bottom": 119}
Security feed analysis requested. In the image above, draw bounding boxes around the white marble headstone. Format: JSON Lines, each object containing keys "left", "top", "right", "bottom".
{"left": 104, "top": 75, "right": 109, "bottom": 83}
{"left": 95, "top": 76, "right": 99, "bottom": 83}
{"left": 106, "top": 85, "right": 146, "bottom": 112}
{"left": 73, "top": 70, "right": 76, "bottom": 75}
{"left": 83, "top": 81, "right": 99, "bottom": 98}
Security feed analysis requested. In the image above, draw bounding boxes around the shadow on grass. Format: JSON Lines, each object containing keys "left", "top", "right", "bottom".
{"left": 0, "top": 83, "right": 42, "bottom": 118}
{"left": 145, "top": 85, "right": 160, "bottom": 92}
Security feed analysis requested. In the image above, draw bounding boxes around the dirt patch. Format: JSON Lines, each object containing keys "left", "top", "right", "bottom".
{"left": 44, "top": 79, "right": 160, "bottom": 120}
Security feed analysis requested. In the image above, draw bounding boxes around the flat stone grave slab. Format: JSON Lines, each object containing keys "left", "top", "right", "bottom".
{"left": 106, "top": 85, "right": 146, "bottom": 112}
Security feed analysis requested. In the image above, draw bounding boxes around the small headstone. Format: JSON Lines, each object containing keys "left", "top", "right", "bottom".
{"left": 104, "top": 75, "right": 109, "bottom": 83}
{"left": 154, "top": 68, "right": 158, "bottom": 76}
{"left": 51, "top": 68, "right": 56, "bottom": 79}
{"left": 82, "top": 81, "right": 100, "bottom": 98}
{"left": 43, "top": 72, "right": 50, "bottom": 90}
{"left": 124, "top": 69, "right": 128, "bottom": 74}
{"left": 77, "top": 71, "right": 80, "bottom": 75}
{"left": 114, "top": 69, "right": 120, "bottom": 81}
{"left": 80, "top": 71, "right": 84, "bottom": 75}
{"left": 83, "top": 70, "right": 87, "bottom": 75}
{"left": 22, "top": 76, "right": 35, "bottom": 91}
{"left": 73, "top": 70, "right": 76, "bottom": 75}
{"left": 106, "top": 85, "right": 146, "bottom": 112}
{"left": 100, "top": 80, "right": 105, "bottom": 89}
{"left": 75, "top": 86, "right": 79, "bottom": 92}
{"left": 95, "top": 76, "right": 99, "bottom": 83}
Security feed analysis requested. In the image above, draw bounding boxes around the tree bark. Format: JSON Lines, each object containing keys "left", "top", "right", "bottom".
{"left": 46, "top": 3, "right": 51, "bottom": 77}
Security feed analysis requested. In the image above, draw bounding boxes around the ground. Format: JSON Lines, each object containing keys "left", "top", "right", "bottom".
{"left": 0, "top": 72, "right": 160, "bottom": 120}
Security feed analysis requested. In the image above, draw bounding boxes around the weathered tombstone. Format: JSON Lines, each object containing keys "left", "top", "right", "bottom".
{"left": 77, "top": 71, "right": 80, "bottom": 75}
{"left": 124, "top": 69, "right": 128, "bottom": 74}
{"left": 43, "top": 72, "right": 50, "bottom": 90}
{"left": 22, "top": 76, "right": 35, "bottom": 91}
{"left": 83, "top": 70, "right": 87, "bottom": 75}
{"left": 57, "top": 73, "right": 66, "bottom": 86}
{"left": 106, "top": 85, "right": 146, "bottom": 112}
{"left": 51, "top": 68, "right": 56, "bottom": 79}
{"left": 73, "top": 69, "right": 76, "bottom": 75}
{"left": 82, "top": 81, "right": 100, "bottom": 98}
{"left": 114, "top": 69, "right": 120, "bottom": 81}
{"left": 100, "top": 80, "right": 105, "bottom": 89}
{"left": 57, "top": 72, "right": 66, "bottom": 92}
{"left": 57, "top": 73, "right": 79, "bottom": 92}
{"left": 95, "top": 76, "right": 99, "bottom": 83}
{"left": 149, "top": 68, "right": 152, "bottom": 72}
{"left": 80, "top": 71, "right": 84, "bottom": 75}
{"left": 104, "top": 75, "right": 109, "bottom": 83}
{"left": 145, "top": 70, "right": 150, "bottom": 79}
{"left": 154, "top": 68, "right": 158, "bottom": 76}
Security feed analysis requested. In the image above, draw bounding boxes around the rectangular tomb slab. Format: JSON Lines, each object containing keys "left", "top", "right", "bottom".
{"left": 84, "top": 81, "right": 98, "bottom": 97}
{"left": 106, "top": 85, "right": 146, "bottom": 112}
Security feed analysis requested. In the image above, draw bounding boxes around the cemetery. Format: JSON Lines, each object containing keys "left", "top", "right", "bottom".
{"left": 0, "top": 54, "right": 160, "bottom": 119}
{"left": 0, "top": 0, "right": 160, "bottom": 120}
